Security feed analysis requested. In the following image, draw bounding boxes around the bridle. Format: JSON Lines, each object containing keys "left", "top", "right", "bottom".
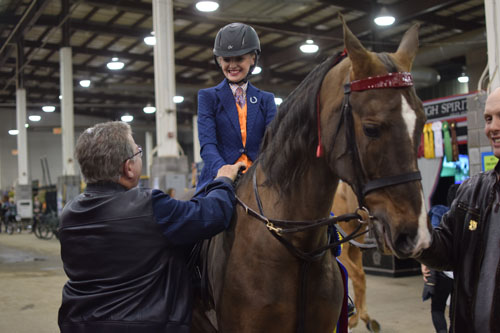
{"left": 235, "top": 54, "right": 422, "bottom": 333}
{"left": 327, "top": 71, "right": 422, "bottom": 209}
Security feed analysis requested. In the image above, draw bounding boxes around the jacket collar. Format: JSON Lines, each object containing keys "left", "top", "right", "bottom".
{"left": 216, "top": 79, "right": 242, "bottom": 142}
{"left": 86, "top": 181, "right": 128, "bottom": 193}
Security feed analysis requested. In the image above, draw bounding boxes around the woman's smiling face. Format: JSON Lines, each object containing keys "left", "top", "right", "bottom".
{"left": 218, "top": 53, "right": 255, "bottom": 83}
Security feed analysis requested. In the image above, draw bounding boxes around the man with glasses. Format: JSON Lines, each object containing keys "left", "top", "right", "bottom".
{"left": 58, "top": 121, "right": 244, "bottom": 333}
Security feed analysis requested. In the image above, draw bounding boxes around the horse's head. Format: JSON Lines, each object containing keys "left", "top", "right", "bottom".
{"left": 322, "top": 17, "right": 431, "bottom": 258}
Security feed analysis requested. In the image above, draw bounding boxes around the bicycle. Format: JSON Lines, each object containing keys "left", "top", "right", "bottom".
{"left": 32, "top": 210, "right": 59, "bottom": 240}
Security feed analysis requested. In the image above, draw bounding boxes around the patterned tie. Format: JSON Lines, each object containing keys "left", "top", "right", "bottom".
{"left": 235, "top": 86, "right": 245, "bottom": 108}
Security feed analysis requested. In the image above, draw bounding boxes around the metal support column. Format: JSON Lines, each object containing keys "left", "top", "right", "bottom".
{"left": 60, "top": 46, "right": 75, "bottom": 175}
{"left": 16, "top": 37, "right": 28, "bottom": 186}
{"left": 485, "top": 0, "right": 500, "bottom": 91}
{"left": 150, "top": 0, "right": 188, "bottom": 194}
{"left": 152, "top": 0, "right": 178, "bottom": 157}
{"left": 16, "top": 88, "right": 28, "bottom": 185}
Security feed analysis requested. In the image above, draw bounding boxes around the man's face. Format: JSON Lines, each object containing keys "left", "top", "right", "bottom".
{"left": 218, "top": 53, "right": 255, "bottom": 83}
{"left": 128, "top": 135, "right": 143, "bottom": 187}
{"left": 484, "top": 88, "right": 500, "bottom": 158}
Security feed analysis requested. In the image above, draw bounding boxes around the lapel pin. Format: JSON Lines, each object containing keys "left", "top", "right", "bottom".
{"left": 468, "top": 220, "right": 477, "bottom": 231}
{"left": 250, "top": 96, "right": 258, "bottom": 104}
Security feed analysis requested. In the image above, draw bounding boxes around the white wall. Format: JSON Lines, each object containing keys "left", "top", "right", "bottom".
{"left": 0, "top": 108, "right": 155, "bottom": 191}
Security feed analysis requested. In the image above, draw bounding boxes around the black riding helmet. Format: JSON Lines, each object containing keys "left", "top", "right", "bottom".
{"left": 213, "top": 23, "right": 261, "bottom": 83}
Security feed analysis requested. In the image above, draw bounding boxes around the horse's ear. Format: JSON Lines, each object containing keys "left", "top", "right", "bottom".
{"left": 340, "top": 13, "right": 371, "bottom": 78}
{"left": 394, "top": 24, "right": 420, "bottom": 71}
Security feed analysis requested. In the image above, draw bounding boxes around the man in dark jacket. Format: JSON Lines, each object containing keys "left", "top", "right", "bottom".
{"left": 417, "top": 87, "right": 500, "bottom": 333}
{"left": 58, "top": 121, "right": 244, "bottom": 333}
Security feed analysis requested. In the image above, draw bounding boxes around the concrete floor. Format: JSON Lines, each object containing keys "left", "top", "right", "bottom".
{"left": 0, "top": 233, "right": 441, "bottom": 333}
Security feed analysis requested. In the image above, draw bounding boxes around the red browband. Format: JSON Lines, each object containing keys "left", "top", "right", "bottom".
{"left": 350, "top": 72, "right": 413, "bottom": 91}
{"left": 315, "top": 72, "right": 413, "bottom": 158}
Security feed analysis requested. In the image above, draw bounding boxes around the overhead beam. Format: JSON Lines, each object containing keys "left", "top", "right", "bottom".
{"left": 3, "top": 45, "right": 304, "bottom": 82}
{"left": 264, "top": 0, "right": 483, "bottom": 67}
{"left": 0, "top": 1, "right": 481, "bottom": 49}
{"left": 0, "top": 0, "right": 51, "bottom": 69}
{"left": 83, "top": 0, "right": 152, "bottom": 15}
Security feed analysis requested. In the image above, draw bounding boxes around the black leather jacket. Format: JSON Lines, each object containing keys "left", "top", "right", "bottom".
{"left": 58, "top": 180, "right": 235, "bottom": 333}
{"left": 418, "top": 164, "right": 500, "bottom": 333}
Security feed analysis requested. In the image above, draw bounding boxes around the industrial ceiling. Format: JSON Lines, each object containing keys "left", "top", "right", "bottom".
{"left": 0, "top": 0, "right": 487, "bottom": 124}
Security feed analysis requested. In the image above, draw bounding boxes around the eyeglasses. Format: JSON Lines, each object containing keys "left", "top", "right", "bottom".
{"left": 124, "top": 145, "right": 143, "bottom": 163}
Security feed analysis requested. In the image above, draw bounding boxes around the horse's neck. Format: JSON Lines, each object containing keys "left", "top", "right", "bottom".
{"left": 257, "top": 160, "right": 338, "bottom": 221}
{"left": 251, "top": 161, "right": 338, "bottom": 254}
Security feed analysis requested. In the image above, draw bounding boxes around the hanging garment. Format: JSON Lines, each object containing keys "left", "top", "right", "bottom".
{"left": 450, "top": 121, "right": 459, "bottom": 161}
{"left": 442, "top": 121, "right": 452, "bottom": 162}
{"left": 418, "top": 132, "right": 425, "bottom": 158}
{"left": 424, "top": 123, "right": 435, "bottom": 159}
{"left": 432, "top": 121, "right": 443, "bottom": 158}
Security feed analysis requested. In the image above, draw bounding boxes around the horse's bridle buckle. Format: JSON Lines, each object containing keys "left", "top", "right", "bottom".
{"left": 355, "top": 206, "right": 373, "bottom": 224}
{"left": 266, "top": 219, "right": 282, "bottom": 233}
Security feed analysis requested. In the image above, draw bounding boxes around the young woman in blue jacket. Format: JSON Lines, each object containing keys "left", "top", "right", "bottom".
{"left": 196, "top": 23, "right": 277, "bottom": 190}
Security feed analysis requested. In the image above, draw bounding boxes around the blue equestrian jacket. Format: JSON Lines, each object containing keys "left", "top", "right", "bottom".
{"left": 197, "top": 79, "right": 276, "bottom": 190}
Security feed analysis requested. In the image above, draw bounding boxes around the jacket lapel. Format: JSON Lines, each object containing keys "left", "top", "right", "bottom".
{"left": 246, "top": 82, "right": 260, "bottom": 140}
{"left": 216, "top": 79, "right": 243, "bottom": 143}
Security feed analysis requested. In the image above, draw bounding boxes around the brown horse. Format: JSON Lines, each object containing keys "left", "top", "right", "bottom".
{"left": 333, "top": 182, "right": 380, "bottom": 332}
{"left": 192, "top": 17, "right": 431, "bottom": 333}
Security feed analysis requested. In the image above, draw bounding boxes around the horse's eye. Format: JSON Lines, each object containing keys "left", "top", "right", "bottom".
{"left": 363, "top": 125, "right": 380, "bottom": 138}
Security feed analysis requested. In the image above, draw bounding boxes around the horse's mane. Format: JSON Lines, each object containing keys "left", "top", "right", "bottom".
{"left": 258, "top": 54, "right": 341, "bottom": 195}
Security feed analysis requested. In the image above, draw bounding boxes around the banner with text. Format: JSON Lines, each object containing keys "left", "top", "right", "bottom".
{"left": 423, "top": 94, "right": 470, "bottom": 120}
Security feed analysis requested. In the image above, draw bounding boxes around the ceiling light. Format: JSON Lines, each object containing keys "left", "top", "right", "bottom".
{"left": 374, "top": 7, "right": 395, "bottom": 26}
{"left": 458, "top": 73, "right": 469, "bottom": 83}
{"left": 8, "top": 129, "right": 19, "bottom": 135}
{"left": 252, "top": 66, "right": 262, "bottom": 75}
{"left": 79, "top": 79, "right": 91, "bottom": 88}
{"left": 59, "top": 95, "right": 62, "bottom": 100}
{"left": 144, "top": 32, "right": 156, "bottom": 46}
{"left": 143, "top": 104, "right": 156, "bottom": 114}
{"left": 274, "top": 97, "right": 283, "bottom": 105}
{"left": 173, "top": 95, "right": 184, "bottom": 103}
{"left": 107, "top": 58, "right": 125, "bottom": 70}
{"left": 29, "top": 115, "right": 41, "bottom": 122}
{"left": 196, "top": 1, "right": 219, "bottom": 12}
{"left": 144, "top": 36, "right": 156, "bottom": 46}
{"left": 42, "top": 105, "right": 55, "bottom": 112}
{"left": 300, "top": 40, "right": 319, "bottom": 54}
{"left": 121, "top": 114, "right": 134, "bottom": 122}
{"left": 25, "top": 123, "right": 29, "bottom": 128}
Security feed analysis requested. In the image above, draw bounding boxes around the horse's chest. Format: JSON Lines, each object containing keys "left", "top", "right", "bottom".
{"left": 219, "top": 260, "right": 343, "bottom": 332}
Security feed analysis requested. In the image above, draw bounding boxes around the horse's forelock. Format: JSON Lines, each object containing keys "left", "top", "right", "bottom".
{"left": 350, "top": 52, "right": 389, "bottom": 80}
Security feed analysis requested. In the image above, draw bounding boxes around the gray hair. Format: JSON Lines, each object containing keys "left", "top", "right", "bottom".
{"left": 75, "top": 121, "right": 134, "bottom": 183}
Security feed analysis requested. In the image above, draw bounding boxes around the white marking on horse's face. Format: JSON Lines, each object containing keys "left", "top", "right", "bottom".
{"left": 412, "top": 191, "right": 432, "bottom": 256}
{"left": 401, "top": 95, "right": 416, "bottom": 144}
